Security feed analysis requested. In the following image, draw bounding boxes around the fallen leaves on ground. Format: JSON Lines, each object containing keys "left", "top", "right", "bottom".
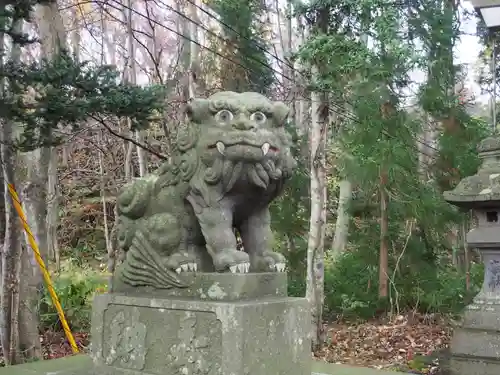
{"left": 315, "top": 313, "right": 452, "bottom": 374}
{"left": 41, "top": 331, "right": 89, "bottom": 360}
{"left": 38, "top": 312, "right": 451, "bottom": 374}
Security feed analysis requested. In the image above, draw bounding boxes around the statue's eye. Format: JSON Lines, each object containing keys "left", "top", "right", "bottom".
{"left": 215, "top": 109, "right": 233, "bottom": 123}
{"left": 250, "top": 111, "right": 267, "bottom": 124}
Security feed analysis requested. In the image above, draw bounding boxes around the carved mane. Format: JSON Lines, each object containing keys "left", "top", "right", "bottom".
{"left": 114, "top": 92, "right": 296, "bottom": 288}
{"left": 154, "top": 93, "right": 296, "bottom": 208}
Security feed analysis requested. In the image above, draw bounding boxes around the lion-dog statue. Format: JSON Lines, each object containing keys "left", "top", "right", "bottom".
{"left": 114, "top": 91, "right": 297, "bottom": 288}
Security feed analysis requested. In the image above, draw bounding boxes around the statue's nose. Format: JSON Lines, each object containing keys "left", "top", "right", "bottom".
{"left": 232, "top": 119, "right": 256, "bottom": 131}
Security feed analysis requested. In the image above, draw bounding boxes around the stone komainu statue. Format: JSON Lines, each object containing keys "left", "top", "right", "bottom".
{"left": 115, "top": 91, "right": 297, "bottom": 288}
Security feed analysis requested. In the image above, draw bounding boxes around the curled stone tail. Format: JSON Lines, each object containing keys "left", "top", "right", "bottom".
{"left": 119, "top": 231, "right": 188, "bottom": 289}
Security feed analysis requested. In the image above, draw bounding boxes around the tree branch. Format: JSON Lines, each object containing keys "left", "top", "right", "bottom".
{"left": 90, "top": 115, "right": 168, "bottom": 160}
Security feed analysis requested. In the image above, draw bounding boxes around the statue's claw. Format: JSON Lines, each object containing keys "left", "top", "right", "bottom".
{"left": 253, "top": 251, "right": 287, "bottom": 272}
{"left": 175, "top": 262, "right": 198, "bottom": 274}
{"left": 229, "top": 262, "right": 250, "bottom": 273}
{"left": 269, "top": 262, "right": 286, "bottom": 272}
{"left": 167, "top": 252, "right": 198, "bottom": 274}
{"left": 213, "top": 249, "right": 250, "bottom": 273}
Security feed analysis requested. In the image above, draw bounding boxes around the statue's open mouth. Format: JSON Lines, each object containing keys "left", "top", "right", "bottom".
{"left": 208, "top": 141, "right": 279, "bottom": 156}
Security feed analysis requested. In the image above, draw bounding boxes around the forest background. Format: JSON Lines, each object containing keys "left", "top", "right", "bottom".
{"left": 0, "top": 0, "right": 497, "bottom": 373}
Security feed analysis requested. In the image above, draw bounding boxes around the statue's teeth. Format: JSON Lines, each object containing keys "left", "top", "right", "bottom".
{"left": 230, "top": 265, "right": 237, "bottom": 273}
{"left": 181, "top": 264, "right": 188, "bottom": 271}
{"left": 261, "top": 143, "right": 270, "bottom": 155}
{"left": 216, "top": 141, "right": 225, "bottom": 155}
{"left": 276, "top": 263, "right": 286, "bottom": 272}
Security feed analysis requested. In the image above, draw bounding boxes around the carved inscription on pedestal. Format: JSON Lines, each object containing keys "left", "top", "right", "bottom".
{"left": 487, "top": 259, "right": 500, "bottom": 291}
{"left": 166, "top": 311, "right": 220, "bottom": 375}
{"left": 102, "top": 304, "right": 222, "bottom": 375}
{"left": 105, "top": 308, "right": 147, "bottom": 370}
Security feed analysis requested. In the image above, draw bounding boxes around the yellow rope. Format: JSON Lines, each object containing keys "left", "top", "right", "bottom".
{"left": 6, "top": 183, "right": 79, "bottom": 354}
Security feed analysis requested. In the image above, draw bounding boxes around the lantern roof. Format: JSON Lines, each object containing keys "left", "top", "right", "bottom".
{"left": 444, "top": 137, "right": 500, "bottom": 208}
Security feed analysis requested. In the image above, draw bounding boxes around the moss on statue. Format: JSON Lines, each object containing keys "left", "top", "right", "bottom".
{"left": 114, "top": 92, "right": 297, "bottom": 290}
{"left": 444, "top": 136, "right": 500, "bottom": 207}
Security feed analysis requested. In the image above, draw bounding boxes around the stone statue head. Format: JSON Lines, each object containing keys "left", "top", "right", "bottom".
{"left": 157, "top": 91, "right": 296, "bottom": 205}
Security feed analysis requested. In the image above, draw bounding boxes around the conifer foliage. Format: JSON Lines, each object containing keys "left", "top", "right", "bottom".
{"left": 209, "top": 0, "right": 274, "bottom": 93}
{"left": 0, "top": 0, "right": 167, "bottom": 151}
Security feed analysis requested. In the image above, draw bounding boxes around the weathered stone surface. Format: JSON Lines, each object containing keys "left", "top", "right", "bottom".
{"left": 444, "top": 136, "right": 500, "bottom": 207}
{"left": 449, "top": 303, "right": 500, "bottom": 375}
{"left": 444, "top": 239, "right": 500, "bottom": 375}
{"left": 111, "top": 272, "right": 288, "bottom": 301}
{"left": 113, "top": 91, "right": 297, "bottom": 290}
{"left": 444, "top": 136, "right": 500, "bottom": 374}
{"left": 0, "top": 355, "right": 408, "bottom": 375}
{"left": 100, "top": 92, "right": 305, "bottom": 374}
{"left": 461, "top": 302, "right": 500, "bottom": 330}
{"left": 450, "top": 357, "right": 500, "bottom": 375}
{"left": 451, "top": 327, "right": 500, "bottom": 358}
{"left": 90, "top": 292, "right": 311, "bottom": 375}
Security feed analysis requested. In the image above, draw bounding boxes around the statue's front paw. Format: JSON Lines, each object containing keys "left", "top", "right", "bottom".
{"left": 213, "top": 250, "right": 250, "bottom": 273}
{"left": 256, "top": 251, "right": 286, "bottom": 272}
{"left": 166, "top": 252, "right": 198, "bottom": 274}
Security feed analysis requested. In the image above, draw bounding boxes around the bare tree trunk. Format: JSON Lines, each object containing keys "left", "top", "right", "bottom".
{"left": 306, "top": 65, "right": 328, "bottom": 351}
{"left": 18, "top": 242, "right": 43, "bottom": 361}
{"left": 103, "top": 22, "right": 133, "bottom": 179}
{"left": 26, "top": 0, "right": 68, "bottom": 277}
{"left": 67, "top": 7, "right": 81, "bottom": 185}
{"left": 99, "top": 11, "right": 121, "bottom": 281}
{"left": 0, "top": 118, "right": 21, "bottom": 366}
{"left": 126, "top": 0, "right": 147, "bottom": 176}
{"left": 378, "top": 167, "right": 389, "bottom": 299}
{"left": 0, "top": 48, "right": 4, "bottom": 243}
{"left": 10, "top": 2, "right": 70, "bottom": 362}
{"left": 0, "top": 157, "right": 22, "bottom": 365}
{"left": 124, "top": 141, "right": 134, "bottom": 179}
{"left": 274, "top": 0, "right": 296, "bottom": 119}
{"left": 0, "top": 19, "right": 30, "bottom": 365}
{"left": 98, "top": 129, "right": 114, "bottom": 283}
{"left": 21, "top": 148, "right": 50, "bottom": 263}
{"left": 331, "top": 179, "right": 352, "bottom": 258}
{"left": 418, "top": 116, "right": 436, "bottom": 180}
{"left": 60, "top": 6, "right": 81, "bottom": 168}
{"left": 294, "top": 17, "right": 308, "bottom": 138}
{"left": 293, "top": 14, "right": 310, "bottom": 178}
{"left": 305, "top": 8, "right": 329, "bottom": 350}
{"left": 0, "top": 161, "right": 4, "bottom": 246}
{"left": 177, "top": 0, "right": 193, "bottom": 105}
{"left": 329, "top": 27, "right": 366, "bottom": 260}
{"left": 188, "top": 0, "right": 200, "bottom": 98}
{"left": 377, "top": 95, "right": 394, "bottom": 299}
{"left": 46, "top": 148, "right": 60, "bottom": 269}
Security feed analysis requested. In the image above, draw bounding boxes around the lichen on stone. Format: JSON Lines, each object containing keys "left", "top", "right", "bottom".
{"left": 113, "top": 91, "right": 297, "bottom": 290}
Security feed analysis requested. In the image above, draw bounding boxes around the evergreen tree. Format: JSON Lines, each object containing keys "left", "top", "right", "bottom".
{"left": 210, "top": 0, "right": 274, "bottom": 94}
{"left": 0, "top": 0, "right": 167, "bottom": 152}
{"left": 290, "top": 0, "right": 488, "bottom": 319}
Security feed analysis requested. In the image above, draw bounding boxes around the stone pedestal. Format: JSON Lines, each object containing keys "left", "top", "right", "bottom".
{"left": 449, "top": 249, "right": 500, "bottom": 375}
{"left": 90, "top": 273, "right": 311, "bottom": 375}
{"left": 443, "top": 137, "right": 500, "bottom": 375}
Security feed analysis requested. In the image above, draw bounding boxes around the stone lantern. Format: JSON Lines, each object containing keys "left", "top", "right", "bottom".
{"left": 470, "top": 0, "right": 500, "bottom": 33}
{"left": 443, "top": 136, "right": 500, "bottom": 375}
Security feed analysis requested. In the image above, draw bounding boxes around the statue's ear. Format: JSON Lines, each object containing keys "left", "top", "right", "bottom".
{"left": 272, "top": 101, "right": 290, "bottom": 127}
{"left": 186, "top": 98, "right": 210, "bottom": 123}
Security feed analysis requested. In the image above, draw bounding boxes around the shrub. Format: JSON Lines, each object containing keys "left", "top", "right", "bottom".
{"left": 321, "top": 249, "right": 483, "bottom": 320}
{"left": 39, "top": 259, "right": 108, "bottom": 332}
